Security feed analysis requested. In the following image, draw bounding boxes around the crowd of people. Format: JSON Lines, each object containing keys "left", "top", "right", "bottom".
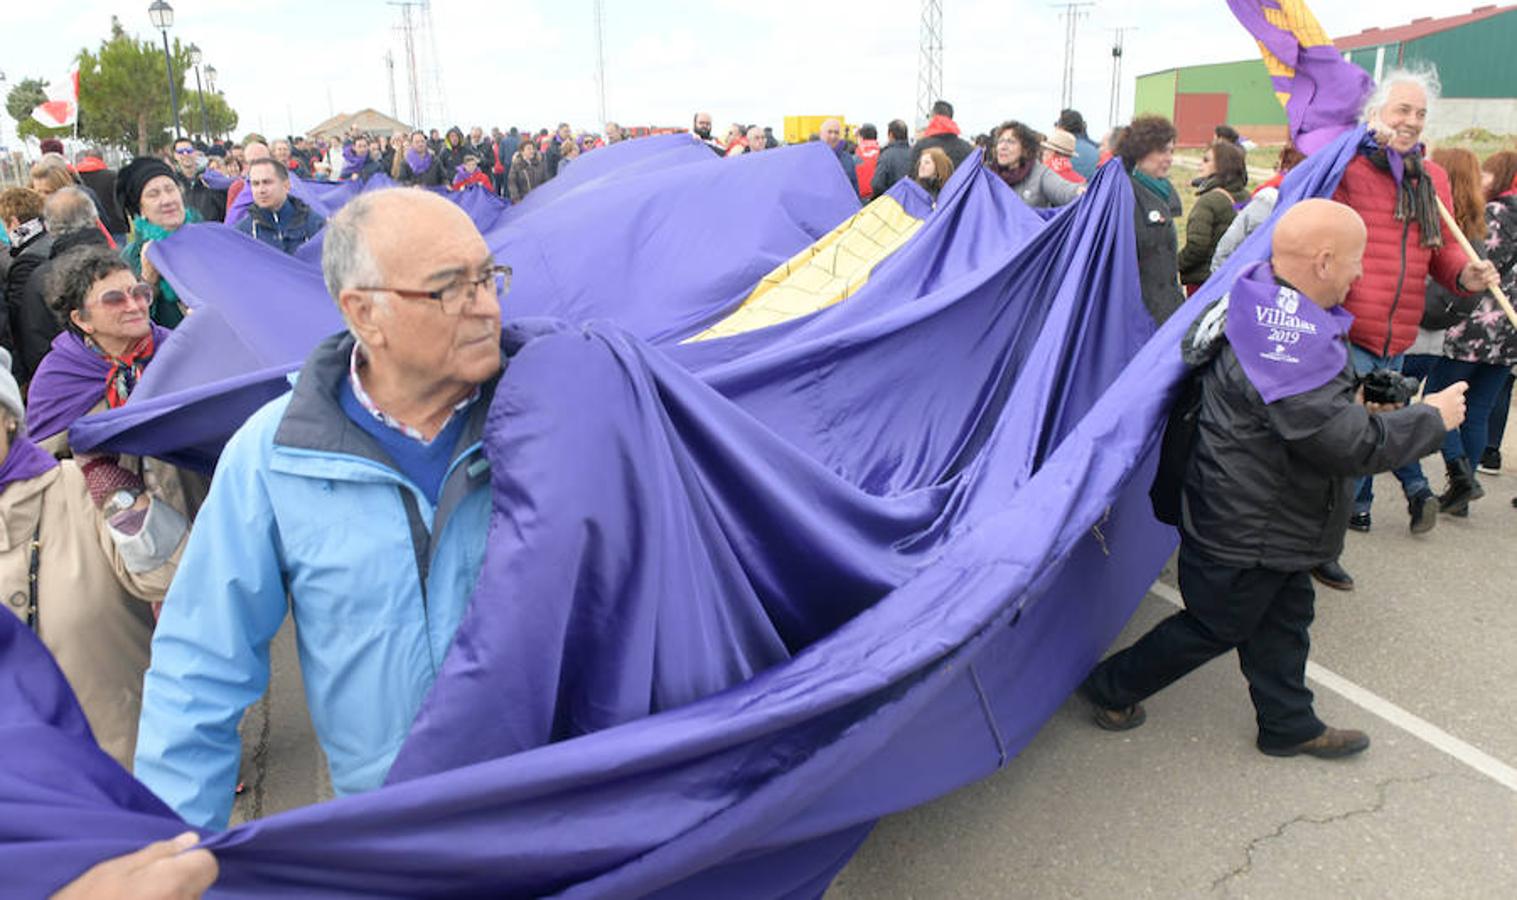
{"left": 1, "top": 68, "right": 1515, "bottom": 897}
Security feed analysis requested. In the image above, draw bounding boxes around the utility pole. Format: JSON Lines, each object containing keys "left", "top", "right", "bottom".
{"left": 1108, "top": 26, "right": 1135, "bottom": 129}
{"left": 1053, "top": 2, "right": 1094, "bottom": 113}
{"left": 417, "top": 1, "right": 448, "bottom": 127}
{"left": 916, "top": 0, "right": 943, "bottom": 128}
{"left": 385, "top": 50, "right": 399, "bottom": 120}
{"left": 593, "top": 0, "right": 608, "bottom": 126}
{"left": 390, "top": 1, "right": 422, "bottom": 127}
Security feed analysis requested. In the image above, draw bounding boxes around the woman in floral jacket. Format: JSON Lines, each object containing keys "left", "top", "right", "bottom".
{"left": 1423, "top": 149, "right": 1517, "bottom": 515}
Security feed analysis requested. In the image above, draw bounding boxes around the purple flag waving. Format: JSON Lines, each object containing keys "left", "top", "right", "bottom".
{"left": 7, "top": 129, "right": 1368, "bottom": 896}
{"left": 1227, "top": 0, "right": 1375, "bottom": 154}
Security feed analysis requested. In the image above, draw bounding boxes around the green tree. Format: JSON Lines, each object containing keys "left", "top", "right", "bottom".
{"left": 5, "top": 77, "right": 71, "bottom": 142}
{"left": 77, "top": 16, "right": 191, "bottom": 155}
{"left": 185, "top": 91, "right": 239, "bottom": 142}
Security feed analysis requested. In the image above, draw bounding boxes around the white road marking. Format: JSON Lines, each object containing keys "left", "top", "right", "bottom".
{"left": 1146, "top": 581, "right": 1517, "bottom": 793}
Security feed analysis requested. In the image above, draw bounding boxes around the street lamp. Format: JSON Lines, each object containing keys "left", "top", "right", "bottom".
{"left": 147, "top": 0, "right": 182, "bottom": 140}
{"left": 189, "top": 43, "right": 209, "bottom": 141}
{"left": 205, "top": 65, "right": 218, "bottom": 139}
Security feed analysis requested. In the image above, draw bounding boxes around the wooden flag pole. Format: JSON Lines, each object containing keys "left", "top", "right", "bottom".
{"left": 1435, "top": 196, "right": 1517, "bottom": 330}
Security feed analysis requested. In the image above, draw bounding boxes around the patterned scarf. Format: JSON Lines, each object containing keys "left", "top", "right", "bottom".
{"left": 1357, "top": 133, "right": 1441, "bottom": 248}
{"left": 90, "top": 332, "right": 158, "bottom": 409}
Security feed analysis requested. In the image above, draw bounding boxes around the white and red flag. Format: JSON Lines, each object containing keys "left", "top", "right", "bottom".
{"left": 31, "top": 62, "right": 80, "bottom": 129}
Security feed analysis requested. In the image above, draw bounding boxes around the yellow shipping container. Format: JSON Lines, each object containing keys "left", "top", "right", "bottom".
{"left": 783, "top": 115, "right": 849, "bottom": 145}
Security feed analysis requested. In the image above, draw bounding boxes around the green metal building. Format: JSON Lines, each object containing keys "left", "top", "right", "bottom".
{"left": 1135, "top": 4, "right": 1517, "bottom": 145}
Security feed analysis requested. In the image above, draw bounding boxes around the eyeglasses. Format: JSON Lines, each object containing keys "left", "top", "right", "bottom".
{"left": 97, "top": 283, "right": 154, "bottom": 308}
{"left": 174, "top": 146, "right": 197, "bottom": 155}
{"left": 357, "top": 264, "right": 512, "bottom": 315}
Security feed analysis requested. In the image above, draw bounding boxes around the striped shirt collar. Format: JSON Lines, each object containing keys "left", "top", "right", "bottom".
{"left": 348, "top": 343, "right": 479, "bottom": 446}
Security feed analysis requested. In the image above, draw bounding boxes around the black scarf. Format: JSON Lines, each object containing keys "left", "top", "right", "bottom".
{"left": 1359, "top": 135, "right": 1442, "bottom": 248}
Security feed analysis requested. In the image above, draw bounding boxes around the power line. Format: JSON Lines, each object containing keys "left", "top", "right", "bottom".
{"left": 1052, "top": 2, "right": 1095, "bottom": 113}
{"left": 916, "top": 0, "right": 943, "bottom": 127}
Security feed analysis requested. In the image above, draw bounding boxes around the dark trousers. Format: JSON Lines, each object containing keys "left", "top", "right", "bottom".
{"left": 1487, "top": 371, "right": 1513, "bottom": 453}
{"left": 1084, "top": 543, "right": 1325, "bottom": 750}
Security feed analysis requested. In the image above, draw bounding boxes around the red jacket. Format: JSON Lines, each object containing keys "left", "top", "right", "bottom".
{"left": 854, "top": 139, "right": 881, "bottom": 200}
{"left": 1044, "top": 153, "right": 1085, "bottom": 185}
{"left": 1331, "top": 154, "right": 1468, "bottom": 357}
{"left": 451, "top": 170, "right": 493, "bottom": 191}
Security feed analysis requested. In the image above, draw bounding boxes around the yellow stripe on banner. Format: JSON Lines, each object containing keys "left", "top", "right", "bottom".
{"left": 683, "top": 194, "right": 924, "bottom": 343}
{"left": 1267, "top": 0, "right": 1332, "bottom": 48}
{"left": 1253, "top": 0, "right": 1334, "bottom": 85}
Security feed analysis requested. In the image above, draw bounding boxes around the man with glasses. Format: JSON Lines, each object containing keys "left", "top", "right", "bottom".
{"left": 135, "top": 189, "right": 511, "bottom": 830}
{"left": 169, "top": 137, "right": 228, "bottom": 224}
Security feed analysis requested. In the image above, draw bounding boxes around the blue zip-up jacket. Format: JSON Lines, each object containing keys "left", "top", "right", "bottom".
{"left": 134, "top": 333, "right": 497, "bottom": 830}
{"left": 233, "top": 195, "right": 325, "bottom": 256}
{"left": 1071, "top": 134, "right": 1101, "bottom": 181}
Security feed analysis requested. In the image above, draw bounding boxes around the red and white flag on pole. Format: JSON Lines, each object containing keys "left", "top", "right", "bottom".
{"left": 31, "top": 62, "right": 80, "bottom": 129}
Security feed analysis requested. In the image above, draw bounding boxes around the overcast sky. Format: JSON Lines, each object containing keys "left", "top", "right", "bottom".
{"left": 0, "top": 0, "right": 1496, "bottom": 147}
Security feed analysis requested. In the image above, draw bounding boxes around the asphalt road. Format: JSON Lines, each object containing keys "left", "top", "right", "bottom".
{"left": 228, "top": 429, "right": 1517, "bottom": 896}
{"left": 831, "top": 431, "right": 1517, "bottom": 898}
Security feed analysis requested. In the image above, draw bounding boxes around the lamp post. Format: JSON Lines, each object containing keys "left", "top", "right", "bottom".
{"left": 189, "top": 43, "right": 209, "bottom": 141}
{"left": 205, "top": 65, "right": 218, "bottom": 140}
{"left": 147, "top": 0, "right": 181, "bottom": 140}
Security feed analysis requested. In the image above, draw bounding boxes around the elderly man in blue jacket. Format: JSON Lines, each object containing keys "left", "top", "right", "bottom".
{"left": 135, "top": 188, "right": 510, "bottom": 829}
{"left": 233, "top": 158, "right": 324, "bottom": 255}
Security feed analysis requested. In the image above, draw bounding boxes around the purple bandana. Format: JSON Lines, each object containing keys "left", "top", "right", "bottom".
{"left": 0, "top": 436, "right": 58, "bottom": 494}
{"left": 405, "top": 148, "right": 433, "bottom": 175}
{"left": 1357, "top": 131, "right": 1422, "bottom": 188}
{"left": 1225, "top": 261, "right": 1354, "bottom": 403}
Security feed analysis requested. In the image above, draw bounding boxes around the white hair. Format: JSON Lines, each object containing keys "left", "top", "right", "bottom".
{"left": 43, "top": 186, "right": 99, "bottom": 234}
{"left": 1360, "top": 66, "right": 1442, "bottom": 126}
{"left": 321, "top": 190, "right": 388, "bottom": 342}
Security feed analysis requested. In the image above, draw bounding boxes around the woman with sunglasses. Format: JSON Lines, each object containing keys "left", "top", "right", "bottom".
{"left": 24, "top": 246, "right": 207, "bottom": 520}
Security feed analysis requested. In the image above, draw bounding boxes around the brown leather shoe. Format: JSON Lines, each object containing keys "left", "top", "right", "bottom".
{"left": 1092, "top": 703, "right": 1147, "bottom": 732}
{"left": 1259, "top": 727, "right": 1370, "bottom": 759}
{"left": 1078, "top": 681, "right": 1147, "bottom": 731}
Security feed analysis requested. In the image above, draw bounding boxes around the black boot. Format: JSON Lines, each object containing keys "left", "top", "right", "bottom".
{"left": 1439, "top": 458, "right": 1477, "bottom": 515}
{"left": 1408, "top": 489, "right": 1437, "bottom": 534}
{"left": 1312, "top": 560, "right": 1355, "bottom": 592}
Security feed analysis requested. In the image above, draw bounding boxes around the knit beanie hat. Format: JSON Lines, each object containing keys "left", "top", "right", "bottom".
{"left": 0, "top": 349, "right": 24, "bottom": 432}
{"left": 116, "top": 157, "right": 177, "bottom": 220}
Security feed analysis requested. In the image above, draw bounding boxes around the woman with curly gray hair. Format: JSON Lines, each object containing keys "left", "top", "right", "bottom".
{"left": 25, "top": 245, "right": 170, "bottom": 450}
{"left": 984, "top": 120, "right": 1081, "bottom": 209}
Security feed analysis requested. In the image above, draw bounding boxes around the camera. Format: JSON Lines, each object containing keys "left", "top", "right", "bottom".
{"left": 1360, "top": 368, "right": 1420, "bottom": 406}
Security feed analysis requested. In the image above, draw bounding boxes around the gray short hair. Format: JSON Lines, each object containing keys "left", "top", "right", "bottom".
{"left": 1361, "top": 66, "right": 1442, "bottom": 125}
{"left": 43, "top": 187, "right": 99, "bottom": 234}
{"left": 321, "top": 191, "right": 385, "bottom": 302}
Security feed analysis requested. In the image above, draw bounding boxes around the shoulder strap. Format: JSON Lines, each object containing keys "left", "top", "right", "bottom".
{"left": 25, "top": 525, "right": 41, "bottom": 631}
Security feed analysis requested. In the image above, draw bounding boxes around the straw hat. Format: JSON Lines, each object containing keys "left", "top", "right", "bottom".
{"left": 1040, "top": 128, "right": 1078, "bottom": 157}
